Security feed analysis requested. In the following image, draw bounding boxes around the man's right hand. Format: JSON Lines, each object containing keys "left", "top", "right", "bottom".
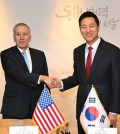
{"left": 40, "top": 75, "right": 62, "bottom": 89}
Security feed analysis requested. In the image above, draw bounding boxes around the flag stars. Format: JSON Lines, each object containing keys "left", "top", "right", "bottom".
{"left": 33, "top": 87, "right": 66, "bottom": 134}
{"left": 38, "top": 88, "right": 54, "bottom": 110}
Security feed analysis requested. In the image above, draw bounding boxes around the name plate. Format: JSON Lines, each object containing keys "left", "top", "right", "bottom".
{"left": 88, "top": 128, "right": 117, "bottom": 134}
{"left": 9, "top": 126, "right": 39, "bottom": 134}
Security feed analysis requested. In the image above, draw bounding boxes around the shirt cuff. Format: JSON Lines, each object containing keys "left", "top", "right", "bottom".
{"left": 38, "top": 75, "right": 41, "bottom": 84}
{"left": 109, "top": 112, "right": 118, "bottom": 115}
{"left": 59, "top": 80, "right": 64, "bottom": 91}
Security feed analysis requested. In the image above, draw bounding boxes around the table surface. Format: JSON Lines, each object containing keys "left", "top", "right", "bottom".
{"left": 117, "top": 117, "right": 120, "bottom": 134}
{"left": 0, "top": 119, "right": 37, "bottom": 133}
{"left": 0, "top": 118, "right": 120, "bottom": 134}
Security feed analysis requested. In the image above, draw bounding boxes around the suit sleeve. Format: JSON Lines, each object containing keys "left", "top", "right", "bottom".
{"left": 1, "top": 50, "right": 48, "bottom": 88}
{"left": 109, "top": 47, "right": 120, "bottom": 113}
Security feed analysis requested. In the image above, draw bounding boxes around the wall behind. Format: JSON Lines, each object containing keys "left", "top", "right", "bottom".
{"left": 0, "top": 0, "right": 120, "bottom": 133}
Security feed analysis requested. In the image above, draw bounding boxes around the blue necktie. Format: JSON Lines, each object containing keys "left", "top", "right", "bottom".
{"left": 22, "top": 52, "right": 30, "bottom": 71}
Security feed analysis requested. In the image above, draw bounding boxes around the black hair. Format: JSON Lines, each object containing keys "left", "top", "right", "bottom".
{"left": 78, "top": 11, "right": 99, "bottom": 26}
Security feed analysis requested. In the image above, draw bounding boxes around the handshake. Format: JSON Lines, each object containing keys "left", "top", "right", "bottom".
{"left": 40, "top": 75, "right": 62, "bottom": 89}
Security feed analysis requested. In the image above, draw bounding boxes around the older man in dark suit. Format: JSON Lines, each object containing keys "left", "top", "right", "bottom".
{"left": 1, "top": 23, "right": 52, "bottom": 119}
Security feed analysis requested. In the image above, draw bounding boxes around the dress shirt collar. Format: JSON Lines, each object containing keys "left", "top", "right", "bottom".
{"left": 17, "top": 46, "right": 32, "bottom": 72}
{"left": 86, "top": 37, "right": 101, "bottom": 51}
{"left": 17, "top": 46, "right": 30, "bottom": 55}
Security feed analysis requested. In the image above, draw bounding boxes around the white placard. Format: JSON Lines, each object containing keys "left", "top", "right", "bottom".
{"left": 88, "top": 128, "right": 117, "bottom": 134}
{"left": 9, "top": 126, "right": 39, "bottom": 134}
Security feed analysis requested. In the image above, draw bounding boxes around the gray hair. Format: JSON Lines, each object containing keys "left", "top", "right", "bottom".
{"left": 13, "top": 23, "right": 31, "bottom": 34}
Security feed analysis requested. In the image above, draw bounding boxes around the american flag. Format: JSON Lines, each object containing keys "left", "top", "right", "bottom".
{"left": 33, "top": 86, "right": 67, "bottom": 134}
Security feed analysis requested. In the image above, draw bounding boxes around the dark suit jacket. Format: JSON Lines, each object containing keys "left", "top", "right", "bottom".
{"left": 1, "top": 45, "right": 49, "bottom": 118}
{"left": 62, "top": 38, "right": 120, "bottom": 119}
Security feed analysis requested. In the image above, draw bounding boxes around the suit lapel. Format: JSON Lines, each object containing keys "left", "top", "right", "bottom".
{"left": 29, "top": 48, "right": 37, "bottom": 73}
{"left": 77, "top": 44, "right": 87, "bottom": 80}
{"left": 89, "top": 39, "right": 107, "bottom": 80}
{"left": 13, "top": 46, "right": 29, "bottom": 71}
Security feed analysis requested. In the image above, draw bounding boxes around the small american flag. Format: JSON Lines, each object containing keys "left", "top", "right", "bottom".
{"left": 33, "top": 86, "right": 67, "bottom": 134}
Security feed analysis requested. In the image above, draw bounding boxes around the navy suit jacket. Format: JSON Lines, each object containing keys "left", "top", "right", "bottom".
{"left": 1, "top": 45, "right": 49, "bottom": 118}
{"left": 62, "top": 38, "right": 120, "bottom": 119}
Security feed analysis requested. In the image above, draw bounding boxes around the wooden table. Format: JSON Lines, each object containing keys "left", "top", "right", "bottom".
{"left": 1, "top": 118, "right": 120, "bottom": 134}
{"left": 117, "top": 116, "right": 120, "bottom": 134}
{"left": 0, "top": 119, "right": 62, "bottom": 134}
{"left": 0, "top": 119, "right": 37, "bottom": 134}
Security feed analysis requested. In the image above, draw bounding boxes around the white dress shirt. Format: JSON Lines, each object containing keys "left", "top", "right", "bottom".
{"left": 85, "top": 38, "right": 101, "bottom": 66}
{"left": 17, "top": 46, "right": 32, "bottom": 73}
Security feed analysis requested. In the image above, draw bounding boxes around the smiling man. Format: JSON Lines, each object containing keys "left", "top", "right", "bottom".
{"left": 0, "top": 23, "right": 53, "bottom": 119}
{"left": 49, "top": 11, "right": 120, "bottom": 134}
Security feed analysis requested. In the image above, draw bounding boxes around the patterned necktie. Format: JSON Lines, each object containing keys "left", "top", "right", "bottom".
{"left": 86, "top": 47, "right": 93, "bottom": 79}
{"left": 22, "top": 52, "right": 30, "bottom": 71}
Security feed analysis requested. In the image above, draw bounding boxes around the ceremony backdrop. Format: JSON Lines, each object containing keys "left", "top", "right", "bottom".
{"left": 0, "top": 0, "right": 120, "bottom": 133}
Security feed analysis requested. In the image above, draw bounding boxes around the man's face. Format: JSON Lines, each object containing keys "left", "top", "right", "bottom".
{"left": 80, "top": 17, "right": 100, "bottom": 45}
{"left": 13, "top": 25, "right": 31, "bottom": 50}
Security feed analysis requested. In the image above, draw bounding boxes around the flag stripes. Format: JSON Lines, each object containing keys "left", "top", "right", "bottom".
{"left": 33, "top": 87, "right": 67, "bottom": 134}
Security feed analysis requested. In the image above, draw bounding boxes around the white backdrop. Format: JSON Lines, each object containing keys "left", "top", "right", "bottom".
{"left": 0, "top": 0, "right": 120, "bottom": 133}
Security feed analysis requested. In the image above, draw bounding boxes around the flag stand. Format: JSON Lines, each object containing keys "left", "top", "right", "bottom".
{"left": 56, "top": 122, "right": 71, "bottom": 134}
